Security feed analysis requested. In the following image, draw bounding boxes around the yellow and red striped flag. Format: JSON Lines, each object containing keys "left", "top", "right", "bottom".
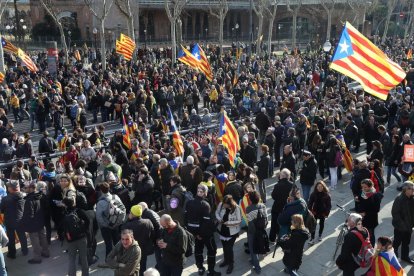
{"left": 168, "top": 108, "right": 184, "bottom": 157}
{"left": 1, "top": 37, "right": 18, "bottom": 54}
{"left": 214, "top": 174, "right": 227, "bottom": 204}
{"left": 122, "top": 115, "right": 132, "bottom": 149}
{"left": 116, "top": 40, "right": 133, "bottom": 61}
{"left": 336, "top": 134, "right": 353, "bottom": 172}
{"left": 368, "top": 251, "right": 404, "bottom": 276}
{"left": 17, "top": 48, "right": 38, "bottom": 72}
{"left": 330, "top": 22, "right": 406, "bottom": 100}
{"left": 177, "top": 45, "right": 200, "bottom": 70}
{"left": 74, "top": 50, "right": 81, "bottom": 61}
{"left": 0, "top": 72, "right": 4, "bottom": 84}
{"left": 240, "top": 193, "right": 252, "bottom": 225}
{"left": 407, "top": 49, "right": 413, "bottom": 60}
{"left": 218, "top": 111, "right": 240, "bottom": 167}
{"left": 120, "top": 33, "right": 136, "bottom": 49}
{"left": 192, "top": 43, "right": 213, "bottom": 81}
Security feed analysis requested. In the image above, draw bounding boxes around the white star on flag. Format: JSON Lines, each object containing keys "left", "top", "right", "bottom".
{"left": 339, "top": 40, "right": 350, "bottom": 54}
{"left": 194, "top": 53, "right": 200, "bottom": 59}
{"left": 221, "top": 124, "right": 226, "bottom": 133}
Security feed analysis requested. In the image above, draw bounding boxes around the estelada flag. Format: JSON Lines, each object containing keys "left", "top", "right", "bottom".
{"left": 214, "top": 173, "right": 227, "bottom": 204}
{"left": 17, "top": 48, "right": 38, "bottom": 72}
{"left": 122, "top": 115, "right": 132, "bottom": 149}
{"left": 330, "top": 22, "right": 406, "bottom": 100}
{"left": 218, "top": 112, "right": 240, "bottom": 167}
{"left": 336, "top": 134, "right": 353, "bottom": 172}
{"left": 367, "top": 251, "right": 404, "bottom": 276}
{"left": 240, "top": 193, "right": 252, "bottom": 226}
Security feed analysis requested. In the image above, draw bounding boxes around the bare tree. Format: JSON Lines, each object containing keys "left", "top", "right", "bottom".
{"left": 39, "top": 0, "right": 69, "bottom": 63}
{"left": 209, "top": 0, "right": 228, "bottom": 56}
{"left": 264, "top": 0, "right": 280, "bottom": 56}
{"left": 84, "top": 0, "right": 114, "bottom": 70}
{"left": 321, "top": 0, "right": 336, "bottom": 41}
{"left": 381, "top": 0, "right": 398, "bottom": 44}
{"left": 286, "top": 0, "right": 303, "bottom": 49}
{"left": 165, "top": 0, "right": 188, "bottom": 63}
{"left": 404, "top": 0, "right": 414, "bottom": 44}
{"left": 0, "top": 0, "right": 11, "bottom": 72}
{"left": 115, "top": 0, "right": 135, "bottom": 42}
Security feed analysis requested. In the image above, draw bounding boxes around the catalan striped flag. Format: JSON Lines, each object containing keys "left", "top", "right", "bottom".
{"left": 214, "top": 173, "right": 227, "bottom": 204}
{"left": 177, "top": 45, "right": 200, "bottom": 70}
{"left": 192, "top": 44, "right": 213, "bottom": 81}
{"left": 74, "top": 50, "right": 81, "bottom": 61}
{"left": 330, "top": 22, "right": 406, "bottom": 100}
{"left": 122, "top": 115, "right": 132, "bottom": 150}
{"left": 368, "top": 251, "right": 404, "bottom": 276}
{"left": 116, "top": 40, "right": 133, "bottom": 61}
{"left": 219, "top": 111, "right": 240, "bottom": 167}
{"left": 120, "top": 33, "right": 136, "bottom": 49}
{"left": 17, "top": 48, "right": 38, "bottom": 72}
{"left": 57, "top": 134, "right": 68, "bottom": 151}
{"left": 1, "top": 37, "right": 18, "bottom": 54}
{"left": 168, "top": 108, "right": 184, "bottom": 157}
{"left": 407, "top": 49, "right": 413, "bottom": 60}
{"left": 240, "top": 193, "right": 252, "bottom": 226}
{"left": 0, "top": 72, "right": 4, "bottom": 84}
{"left": 336, "top": 134, "right": 353, "bottom": 172}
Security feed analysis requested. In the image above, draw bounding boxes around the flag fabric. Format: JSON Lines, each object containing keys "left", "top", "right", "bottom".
{"left": 74, "top": 50, "right": 81, "bottom": 61}
{"left": 336, "top": 134, "right": 353, "bottom": 172}
{"left": 407, "top": 49, "right": 413, "bottom": 60}
{"left": 214, "top": 173, "right": 227, "bottom": 204}
{"left": 1, "top": 37, "right": 18, "bottom": 54}
{"left": 219, "top": 112, "right": 240, "bottom": 167}
{"left": 17, "top": 48, "right": 38, "bottom": 72}
{"left": 122, "top": 115, "right": 132, "bottom": 150}
{"left": 120, "top": 33, "right": 136, "bottom": 49}
{"left": 192, "top": 44, "right": 213, "bottom": 81}
{"left": 330, "top": 22, "right": 406, "bottom": 100}
{"left": 0, "top": 72, "right": 4, "bottom": 84}
{"left": 116, "top": 40, "right": 133, "bottom": 61}
{"left": 367, "top": 251, "right": 404, "bottom": 276}
{"left": 240, "top": 193, "right": 253, "bottom": 227}
{"left": 57, "top": 134, "right": 68, "bottom": 151}
{"left": 168, "top": 108, "right": 184, "bottom": 156}
{"left": 177, "top": 45, "right": 200, "bottom": 70}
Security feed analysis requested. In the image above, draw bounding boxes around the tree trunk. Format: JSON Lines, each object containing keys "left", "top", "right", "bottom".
{"left": 128, "top": 13, "right": 135, "bottom": 41}
{"left": 267, "top": 17, "right": 274, "bottom": 56}
{"left": 0, "top": 35, "right": 4, "bottom": 72}
{"left": 219, "top": 15, "right": 224, "bottom": 56}
{"left": 176, "top": 19, "right": 182, "bottom": 48}
{"left": 171, "top": 19, "right": 176, "bottom": 63}
{"left": 256, "top": 15, "right": 263, "bottom": 56}
{"left": 381, "top": 12, "right": 392, "bottom": 44}
{"left": 57, "top": 23, "right": 69, "bottom": 63}
{"left": 326, "top": 11, "right": 332, "bottom": 41}
{"left": 100, "top": 19, "right": 107, "bottom": 70}
{"left": 404, "top": 12, "right": 413, "bottom": 45}
{"left": 292, "top": 11, "right": 297, "bottom": 49}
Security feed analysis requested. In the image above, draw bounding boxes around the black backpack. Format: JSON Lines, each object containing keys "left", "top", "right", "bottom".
{"left": 183, "top": 227, "right": 195, "bottom": 257}
{"left": 254, "top": 206, "right": 268, "bottom": 229}
{"left": 67, "top": 190, "right": 88, "bottom": 210}
{"left": 62, "top": 210, "right": 86, "bottom": 242}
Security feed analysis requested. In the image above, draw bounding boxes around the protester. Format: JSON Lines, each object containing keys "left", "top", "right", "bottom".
{"left": 308, "top": 181, "right": 331, "bottom": 244}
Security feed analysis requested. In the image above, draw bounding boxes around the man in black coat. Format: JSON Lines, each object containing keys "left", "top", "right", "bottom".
{"left": 21, "top": 182, "right": 49, "bottom": 264}
{"left": 336, "top": 213, "right": 368, "bottom": 275}
{"left": 254, "top": 108, "right": 271, "bottom": 143}
{"left": 257, "top": 145, "right": 271, "bottom": 203}
{"left": 132, "top": 166, "right": 155, "bottom": 207}
{"left": 0, "top": 181, "right": 28, "bottom": 258}
{"left": 351, "top": 160, "right": 371, "bottom": 211}
{"left": 281, "top": 145, "right": 296, "bottom": 180}
{"left": 344, "top": 116, "right": 359, "bottom": 152}
{"left": 269, "top": 169, "right": 294, "bottom": 242}
{"left": 179, "top": 155, "right": 203, "bottom": 195}
{"left": 299, "top": 150, "right": 318, "bottom": 203}
{"left": 122, "top": 204, "right": 155, "bottom": 275}
{"left": 159, "top": 158, "right": 175, "bottom": 210}
{"left": 38, "top": 131, "right": 56, "bottom": 167}
{"left": 273, "top": 119, "right": 285, "bottom": 167}
{"left": 240, "top": 136, "right": 257, "bottom": 168}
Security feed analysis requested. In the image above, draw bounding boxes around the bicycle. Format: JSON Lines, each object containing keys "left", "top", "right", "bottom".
{"left": 332, "top": 204, "right": 351, "bottom": 261}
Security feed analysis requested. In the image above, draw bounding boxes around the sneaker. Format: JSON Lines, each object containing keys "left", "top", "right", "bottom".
{"left": 198, "top": 267, "right": 206, "bottom": 275}
{"left": 308, "top": 239, "right": 315, "bottom": 245}
{"left": 28, "top": 259, "right": 42, "bottom": 264}
{"left": 318, "top": 236, "right": 322, "bottom": 242}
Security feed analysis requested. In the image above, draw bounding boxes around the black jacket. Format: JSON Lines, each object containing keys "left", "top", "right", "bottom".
{"left": 240, "top": 144, "right": 257, "bottom": 168}
{"left": 160, "top": 165, "right": 174, "bottom": 196}
{"left": 280, "top": 228, "right": 310, "bottom": 270}
{"left": 0, "top": 192, "right": 25, "bottom": 229}
{"left": 299, "top": 156, "right": 317, "bottom": 185}
{"left": 358, "top": 192, "right": 383, "bottom": 228}
{"left": 336, "top": 227, "right": 368, "bottom": 273}
{"left": 281, "top": 152, "right": 296, "bottom": 177}
{"left": 351, "top": 168, "right": 371, "bottom": 196}
{"left": 223, "top": 180, "right": 243, "bottom": 203}
{"left": 122, "top": 217, "right": 155, "bottom": 256}
{"left": 392, "top": 193, "right": 414, "bottom": 232}
{"left": 271, "top": 178, "right": 294, "bottom": 214}
{"left": 132, "top": 175, "right": 154, "bottom": 206}
{"left": 38, "top": 137, "right": 56, "bottom": 154}
{"left": 257, "top": 153, "right": 271, "bottom": 180}
{"left": 185, "top": 196, "right": 214, "bottom": 238}
{"left": 142, "top": 208, "right": 161, "bottom": 239}
{"left": 308, "top": 191, "right": 331, "bottom": 219}
{"left": 21, "top": 192, "right": 45, "bottom": 233}
{"left": 159, "top": 221, "right": 187, "bottom": 267}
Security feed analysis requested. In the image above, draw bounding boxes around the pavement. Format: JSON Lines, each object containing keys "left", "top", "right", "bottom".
{"left": 3, "top": 113, "right": 414, "bottom": 275}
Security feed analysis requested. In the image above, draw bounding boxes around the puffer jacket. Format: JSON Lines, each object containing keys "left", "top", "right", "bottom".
{"left": 277, "top": 198, "right": 307, "bottom": 236}
{"left": 21, "top": 192, "right": 45, "bottom": 233}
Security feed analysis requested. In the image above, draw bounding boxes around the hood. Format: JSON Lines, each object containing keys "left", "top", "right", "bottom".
{"left": 25, "top": 191, "right": 42, "bottom": 200}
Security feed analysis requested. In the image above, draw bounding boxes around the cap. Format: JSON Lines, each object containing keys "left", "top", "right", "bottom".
{"left": 130, "top": 205, "right": 142, "bottom": 217}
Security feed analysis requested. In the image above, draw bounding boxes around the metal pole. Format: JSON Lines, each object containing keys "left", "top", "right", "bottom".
{"left": 0, "top": 34, "right": 5, "bottom": 72}
{"left": 249, "top": 0, "right": 253, "bottom": 55}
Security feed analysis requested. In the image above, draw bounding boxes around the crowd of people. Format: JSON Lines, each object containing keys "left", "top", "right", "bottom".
{"left": 0, "top": 34, "right": 412, "bottom": 276}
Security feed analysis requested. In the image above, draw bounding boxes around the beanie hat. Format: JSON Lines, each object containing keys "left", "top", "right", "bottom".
{"left": 130, "top": 205, "right": 142, "bottom": 217}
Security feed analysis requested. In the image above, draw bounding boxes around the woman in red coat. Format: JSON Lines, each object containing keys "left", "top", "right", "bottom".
{"left": 308, "top": 180, "right": 331, "bottom": 244}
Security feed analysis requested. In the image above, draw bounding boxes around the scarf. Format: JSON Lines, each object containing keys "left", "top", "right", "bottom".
{"left": 361, "top": 186, "right": 376, "bottom": 199}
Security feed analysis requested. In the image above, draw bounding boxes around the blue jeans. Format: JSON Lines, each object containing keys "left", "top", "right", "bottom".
{"left": 0, "top": 251, "right": 6, "bottom": 276}
{"left": 248, "top": 232, "right": 260, "bottom": 272}
{"left": 301, "top": 183, "right": 313, "bottom": 203}
{"left": 30, "top": 111, "right": 36, "bottom": 130}
{"left": 387, "top": 166, "right": 401, "bottom": 184}
{"left": 100, "top": 227, "right": 120, "bottom": 257}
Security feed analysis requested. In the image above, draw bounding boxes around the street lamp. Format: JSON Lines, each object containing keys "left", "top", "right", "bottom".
{"left": 235, "top": 23, "right": 239, "bottom": 42}
{"left": 68, "top": 30, "right": 72, "bottom": 52}
{"left": 205, "top": 28, "right": 208, "bottom": 41}
{"left": 93, "top": 27, "right": 98, "bottom": 51}
{"left": 323, "top": 40, "right": 332, "bottom": 71}
{"left": 144, "top": 29, "right": 147, "bottom": 49}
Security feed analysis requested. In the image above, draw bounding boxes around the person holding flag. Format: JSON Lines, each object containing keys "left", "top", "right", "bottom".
{"left": 367, "top": 236, "right": 405, "bottom": 276}
{"left": 218, "top": 110, "right": 240, "bottom": 168}
{"left": 167, "top": 108, "right": 184, "bottom": 158}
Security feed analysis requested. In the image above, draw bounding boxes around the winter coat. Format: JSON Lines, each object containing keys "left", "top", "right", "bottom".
{"left": 159, "top": 222, "right": 187, "bottom": 267}
{"left": 0, "top": 192, "right": 25, "bottom": 229}
{"left": 257, "top": 153, "right": 271, "bottom": 180}
{"left": 240, "top": 144, "right": 257, "bottom": 168}
{"left": 271, "top": 178, "right": 294, "bottom": 214}
{"left": 299, "top": 156, "right": 318, "bottom": 185}
{"left": 358, "top": 192, "right": 383, "bottom": 229}
{"left": 281, "top": 152, "right": 296, "bottom": 177}
{"left": 132, "top": 175, "right": 154, "bottom": 206}
{"left": 391, "top": 193, "right": 414, "bottom": 232}
{"left": 179, "top": 164, "right": 202, "bottom": 195}
{"left": 21, "top": 192, "right": 45, "bottom": 233}
{"left": 121, "top": 217, "right": 155, "bottom": 256}
{"left": 351, "top": 168, "right": 371, "bottom": 196}
{"left": 96, "top": 193, "right": 125, "bottom": 229}
{"left": 280, "top": 228, "right": 310, "bottom": 270}
{"left": 336, "top": 227, "right": 369, "bottom": 273}
{"left": 160, "top": 165, "right": 174, "bottom": 196}
{"left": 141, "top": 208, "right": 161, "bottom": 240}
{"left": 106, "top": 240, "right": 141, "bottom": 276}
{"left": 308, "top": 191, "right": 331, "bottom": 219}
{"left": 185, "top": 196, "right": 214, "bottom": 238}
{"left": 277, "top": 198, "right": 307, "bottom": 236}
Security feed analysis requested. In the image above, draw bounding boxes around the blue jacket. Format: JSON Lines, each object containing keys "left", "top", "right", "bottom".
{"left": 277, "top": 198, "right": 307, "bottom": 236}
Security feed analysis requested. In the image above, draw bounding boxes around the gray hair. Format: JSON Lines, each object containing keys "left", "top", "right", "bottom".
{"left": 402, "top": 181, "right": 414, "bottom": 193}
{"left": 279, "top": 168, "right": 291, "bottom": 179}
{"left": 101, "top": 153, "right": 112, "bottom": 163}
{"left": 36, "top": 181, "right": 47, "bottom": 193}
{"left": 348, "top": 213, "right": 363, "bottom": 225}
{"left": 121, "top": 229, "right": 134, "bottom": 237}
{"left": 159, "top": 158, "right": 168, "bottom": 166}
{"left": 144, "top": 268, "right": 160, "bottom": 276}
{"left": 138, "top": 202, "right": 148, "bottom": 210}
{"left": 186, "top": 155, "right": 194, "bottom": 165}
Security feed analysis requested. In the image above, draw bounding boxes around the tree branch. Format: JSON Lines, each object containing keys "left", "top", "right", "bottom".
{"left": 115, "top": 0, "right": 129, "bottom": 17}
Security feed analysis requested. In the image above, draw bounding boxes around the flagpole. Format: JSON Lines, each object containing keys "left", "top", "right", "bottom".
{"left": 0, "top": 34, "right": 4, "bottom": 72}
